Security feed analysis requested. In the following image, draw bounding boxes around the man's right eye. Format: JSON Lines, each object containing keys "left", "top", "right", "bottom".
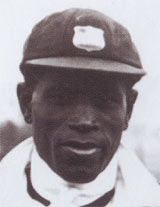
{"left": 45, "top": 92, "right": 74, "bottom": 106}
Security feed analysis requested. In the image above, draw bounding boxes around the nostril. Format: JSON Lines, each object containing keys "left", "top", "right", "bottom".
{"left": 68, "top": 122, "right": 99, "bottom": 133}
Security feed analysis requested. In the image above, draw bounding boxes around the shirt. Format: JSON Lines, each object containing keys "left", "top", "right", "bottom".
{"left": 0, "top": 137, "right": 160, "bottom": 207}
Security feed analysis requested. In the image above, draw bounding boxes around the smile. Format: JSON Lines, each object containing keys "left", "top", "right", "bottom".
{"left": 63, "top": 146, "right": 99, "bottom": 155}
{"left": 60, "top": 141, "right": 101, "bottom": 155}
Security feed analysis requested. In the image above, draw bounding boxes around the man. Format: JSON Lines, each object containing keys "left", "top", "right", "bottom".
{"left": 0, "top": 8, "right": 160, "bottom": 207}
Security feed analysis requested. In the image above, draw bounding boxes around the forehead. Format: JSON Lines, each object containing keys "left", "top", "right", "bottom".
{"left": 33, "top": 68, "right": 127, "bottom": 93}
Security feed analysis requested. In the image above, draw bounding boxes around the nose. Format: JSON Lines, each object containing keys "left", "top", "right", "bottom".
{"left": 69, "top": 120, "right": 99, "bottom": 133}
{"left": 68, "top": 105, "right": 99, "bottom": 133}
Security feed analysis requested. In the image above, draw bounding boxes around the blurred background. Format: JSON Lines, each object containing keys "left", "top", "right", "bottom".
{"left": 0, "top": 0, "right": 160, "bottom": 182}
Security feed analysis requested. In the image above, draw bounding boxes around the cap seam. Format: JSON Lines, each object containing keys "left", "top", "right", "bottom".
{"left": 62, "top": 9, "right": 80, "bottom": 53}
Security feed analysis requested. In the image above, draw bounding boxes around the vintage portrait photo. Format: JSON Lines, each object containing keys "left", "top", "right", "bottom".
{"left": 0, "top": 0, "right": 160, "bottom": 206}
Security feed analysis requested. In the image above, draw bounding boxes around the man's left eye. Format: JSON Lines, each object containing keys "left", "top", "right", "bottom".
{"left": 105, "top": 96, "right": 119, "bottom": 104}
{"left": 94, "top": 95, "right": 119, "bottom": 107}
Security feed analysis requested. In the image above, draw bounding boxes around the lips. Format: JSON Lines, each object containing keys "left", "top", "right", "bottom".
{"left": 60, "top": 140, "right": 102, "bottom": 155}
{"left": 65, "top": 147, "right": 98, "bottom": 155}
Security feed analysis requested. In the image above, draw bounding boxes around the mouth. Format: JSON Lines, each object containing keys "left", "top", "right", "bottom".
{"left": 60, "top": 141, "right": 102, "bottom": 155}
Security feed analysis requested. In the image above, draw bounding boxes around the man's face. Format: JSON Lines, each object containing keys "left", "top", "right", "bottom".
{"left": 30, "top": 70, "right": 128, "bottom": 183}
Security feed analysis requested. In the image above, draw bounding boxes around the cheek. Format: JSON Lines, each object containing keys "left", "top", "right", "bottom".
{"left": 101, "top": 107, "right": 126, "bottom": 131}
{"left": 99, "top": 108, "right": 126, "bottom": 148}
{"left": 31, "top": 101, "right": 72, "bottom": 127}
{"left": 31, "top": 104, "right": 60, "bottom": 165}
{"left": 31, "top": 102, "right": 73, "bottom": 153}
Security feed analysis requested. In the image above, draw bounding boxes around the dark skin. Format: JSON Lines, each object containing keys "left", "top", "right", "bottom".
{"left": 17, "top": 69, "right": 136, "bottom": 183}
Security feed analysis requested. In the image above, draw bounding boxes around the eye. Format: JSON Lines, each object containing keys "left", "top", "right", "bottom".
{"left": 94, "top": 94, "right": 120, "bottom": 108}
{"left": 45, "top": 91, "right": 75, "bottom": 106}
{"left": 106, "top": 95, "right": 120, "bottom": 104}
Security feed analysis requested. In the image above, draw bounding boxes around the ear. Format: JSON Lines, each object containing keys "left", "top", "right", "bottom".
{"left": 123, "top": 89, "right": 138, "bottom": 130}
{"left": 17, "top": 83, "right": 33, "bottom": 124}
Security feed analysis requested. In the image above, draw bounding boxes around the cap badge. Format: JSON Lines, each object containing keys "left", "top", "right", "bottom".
{"left": 72, "top": 26, "right": 105, "bottom": 52}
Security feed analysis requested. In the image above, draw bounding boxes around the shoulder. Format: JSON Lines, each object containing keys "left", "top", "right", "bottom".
{"left": 0, "top": 138, "right": 36, "bottom": 206}
{"left": 0, "top": 137, "right": 34, "bottom": 167}
{"left": 114, "top": 144, "right": 160, "bottom": 206}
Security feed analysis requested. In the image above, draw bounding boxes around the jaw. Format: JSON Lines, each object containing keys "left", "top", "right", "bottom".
{"left": 55, "top": 162, "right": 104, "bottom": 183}
{"left": 34, "top": 137, "right": 116, "bottom": 184}
{"left": 50, "top": 147, "right": 110, "bottom": 183}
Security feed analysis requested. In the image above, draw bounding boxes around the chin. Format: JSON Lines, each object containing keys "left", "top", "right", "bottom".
{"left": 55, "top": 163, "right": 103, "bottom": 184}
{"left": 50, "top": 145, "right": 110, "bottom": 183}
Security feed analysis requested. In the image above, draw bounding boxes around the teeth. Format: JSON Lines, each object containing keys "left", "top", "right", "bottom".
{"left": 66, "top": 147, "right": 97, "bottom": 155}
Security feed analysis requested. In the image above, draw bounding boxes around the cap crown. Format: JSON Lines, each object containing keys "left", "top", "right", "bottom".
{"left": 21, "top": 8, "right": 145, "bottom": 77}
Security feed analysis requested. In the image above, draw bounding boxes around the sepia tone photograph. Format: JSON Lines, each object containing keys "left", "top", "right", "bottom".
{"left": 0, "top": 0, "right": 160, "bottom": 206}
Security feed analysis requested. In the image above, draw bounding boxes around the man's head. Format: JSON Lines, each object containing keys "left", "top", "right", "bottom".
{"left": 17, "top": 8, "right": 145, "bottom": 183}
